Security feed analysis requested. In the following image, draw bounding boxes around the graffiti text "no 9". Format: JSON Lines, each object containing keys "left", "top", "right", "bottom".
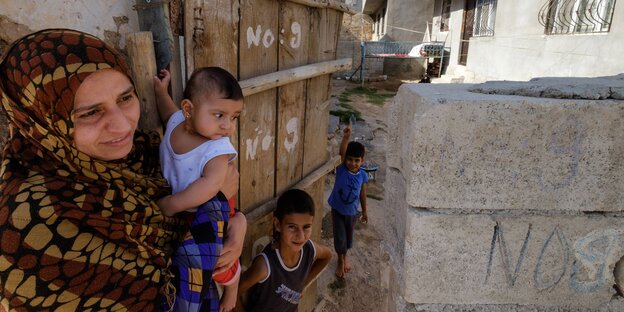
{"left": 246, "top": 23, "right": 302, "bottom": 49}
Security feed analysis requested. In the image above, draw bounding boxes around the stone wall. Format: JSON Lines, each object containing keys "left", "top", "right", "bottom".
{"left": 385, "top": 77, "right": 624, "bottom": 311}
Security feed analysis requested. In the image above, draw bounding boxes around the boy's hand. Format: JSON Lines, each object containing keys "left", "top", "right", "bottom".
{"left": 343, "top": 124, "right": 352, "bottom": 136}
{"left": 360, "top": 211, "right": 368, "bottom": 224}
{"left": 153, "top": 69, "right": 171, "bottom": 96}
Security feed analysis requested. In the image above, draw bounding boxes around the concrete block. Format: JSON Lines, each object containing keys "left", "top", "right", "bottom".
{"left": 387, "top": 83, "right": 624, "bottom": 212}
{"left": 403, "top": 212, "right": 624, "bottom": 309}
{"left": 616, "top": 257, "right": 624, "bottom": 295}
{"left": 469, "top": 74, "right": 624, "bottom": 100}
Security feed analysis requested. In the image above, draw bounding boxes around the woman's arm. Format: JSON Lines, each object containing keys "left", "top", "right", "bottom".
{"left": 157, "top": 154, "right": 229, "bottom": 216}
{"left": 220, "top": 162, "right": 240, "bottom": 199}
{"left": 153, "top": 69, "right": 178, "bottom": 124}
{"left": 303, "top": 242, "right": 332, "bottom": 288}
{"left": 214, "top": 211, "right": 247, "bottom": 274}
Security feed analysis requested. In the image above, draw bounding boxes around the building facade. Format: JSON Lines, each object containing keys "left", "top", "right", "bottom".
{"left": 430, "top": 0, "right": 624, "bottom": 82}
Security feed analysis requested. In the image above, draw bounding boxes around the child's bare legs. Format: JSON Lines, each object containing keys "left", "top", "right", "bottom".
{"left": 344, "top": 253, "right": 351, "bottom": 273}
{"left": 336, "top": 254, "right": 345, "bottom": 278}
{"left": 219, "top": 281, "right": 238, "bottom": 312}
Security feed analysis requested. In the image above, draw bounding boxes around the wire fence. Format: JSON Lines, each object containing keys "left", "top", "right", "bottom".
{"left": 362, "top": 41, "right": 446, "bottom": 57}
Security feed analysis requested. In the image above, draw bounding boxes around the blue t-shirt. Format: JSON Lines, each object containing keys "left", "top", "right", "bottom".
{"left": 328, "top": 163, "right": 368, "bottom": 216}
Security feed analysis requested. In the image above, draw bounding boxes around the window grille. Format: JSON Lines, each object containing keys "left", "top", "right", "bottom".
{"left": 539, "top": 0, "right": 616, "bottom": 34}
{"left": 473, "top": 0, "right": 497, "bottom": 37}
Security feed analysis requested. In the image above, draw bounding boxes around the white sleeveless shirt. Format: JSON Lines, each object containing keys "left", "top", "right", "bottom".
{"left": 159, "top": 110, "right": 237, "bottom": 210}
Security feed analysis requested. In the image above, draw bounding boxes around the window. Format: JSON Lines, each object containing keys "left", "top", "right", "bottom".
{"left": 473, "top": 0, "right": 497, "bottom": 37}
{"left": 381, "top": 8, "right": 386, "bottom": 35}
{"left": 539, "top": 0, "right": 616, "bottom": 34}
{"left": 440, "top": 0, "right": 452, "bottom": 31}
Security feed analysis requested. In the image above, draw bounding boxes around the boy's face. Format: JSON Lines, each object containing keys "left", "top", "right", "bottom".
{"left": 274, "top": 213, "right": 314, "bottom": 252}
{"left": 345, "top": 155, "right": 364, "bottom": 173}
{"left": 185, "top": 95, "right": 243, "bottom": 140}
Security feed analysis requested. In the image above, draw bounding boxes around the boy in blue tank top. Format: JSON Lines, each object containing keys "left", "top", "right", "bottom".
{"left": 328, "top": 124, "right": 368, "bottom": 278}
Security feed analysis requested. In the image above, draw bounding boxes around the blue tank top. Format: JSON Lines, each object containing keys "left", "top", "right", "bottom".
{"left": 246, "top": 240, "right": 317, "bottom": 312}
{"left": 328, "top": 164, "right": 369, "bottom": 216}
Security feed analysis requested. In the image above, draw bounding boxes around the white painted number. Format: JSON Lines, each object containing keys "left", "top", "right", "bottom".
{"left": 290, "top": 22, "right": 301, "bottom": 48}
{"left": 246, "top": 22, "right": 302, "bottom": 49}
{"left": 284, "top": 117, "right": 299, "bottom": 153}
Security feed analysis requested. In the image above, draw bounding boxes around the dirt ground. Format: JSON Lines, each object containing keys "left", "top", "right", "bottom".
{"left": 313, "top": 77, "right": 624, "bottom": 312}
{"left": 314, "top": 77, "right": 407, "bottom": 312}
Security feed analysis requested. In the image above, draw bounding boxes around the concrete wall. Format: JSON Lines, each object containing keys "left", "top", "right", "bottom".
{"left": 383, "top": 57, "right": 426, "bottom": 79}
{"left": 430, "top": 0, "right": 624, "bottom": 82}
{"left": 0, "top": 1, "right": 139, "bottom": 51}
{"left": 385, "top": 0, "right": 434, "bottom": 41}
{"left": 385, "top": 79, "right": 624, "bottom": 311}
{"left": 430, "top": 0, "right": 466, "bottom": 78}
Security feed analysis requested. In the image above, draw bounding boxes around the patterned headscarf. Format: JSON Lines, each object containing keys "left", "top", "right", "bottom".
{"left": 0, "top": 29, "right": 183, "bottom": 310}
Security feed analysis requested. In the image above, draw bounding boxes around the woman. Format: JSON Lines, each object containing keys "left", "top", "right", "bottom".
{"left": 0, "top": 29, "right": 239, "bottom": 310}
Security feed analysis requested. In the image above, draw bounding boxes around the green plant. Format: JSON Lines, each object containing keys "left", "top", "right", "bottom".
{"left": 343, "top": 86, "right": 395, "bottom": 106}
{"left": 330, "top": 109, "right": 361, "bottom": 123}
{"left": 328, "top": 277, "right": 346, "bottom": 290}
{"left": 366, "top": 194, "right": 384, "bottom": 201}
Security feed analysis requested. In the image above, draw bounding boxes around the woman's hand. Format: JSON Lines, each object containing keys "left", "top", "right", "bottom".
{"left": 156, "top": 195, "right": 177, "bottom": 217}
{"left": 220, "top": 162, "right": 239, "bottom": 199}
{"left": 214, "top": 212, "right": 247, "bottom": 274}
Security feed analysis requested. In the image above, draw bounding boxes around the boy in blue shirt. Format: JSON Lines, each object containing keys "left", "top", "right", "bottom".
{"left": 328, "top": 124, "right": 368, "bottom": 278}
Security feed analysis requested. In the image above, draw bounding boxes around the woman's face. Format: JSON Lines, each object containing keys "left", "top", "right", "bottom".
{"left": 72, "top": 69, "right": 140, "bottom": 161}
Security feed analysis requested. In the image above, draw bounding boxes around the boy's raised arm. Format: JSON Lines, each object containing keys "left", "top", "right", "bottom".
{"left": 153, "top": 69, "right": 179, "bottom": 124}
{"left": 339, "top": 124, "right": 352, "bottom": 163}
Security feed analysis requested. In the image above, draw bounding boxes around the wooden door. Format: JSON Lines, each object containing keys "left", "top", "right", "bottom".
{"left": 458, "top": 0, "right": 476, "bottom": 65}
{"left": 275, "top": 3, "right": 310, "bottom": 193}
{"left": 238, "top": 0, "right": 279, "bottom": 211}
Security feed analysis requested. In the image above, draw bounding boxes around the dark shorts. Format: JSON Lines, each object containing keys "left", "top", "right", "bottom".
{"left": 331, "top": 209, "right": 357, "bottom": 255}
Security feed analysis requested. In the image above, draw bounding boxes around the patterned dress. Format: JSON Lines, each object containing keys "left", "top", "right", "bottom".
{"left": 0, "top": 29, "right": 184, "bottom": 311}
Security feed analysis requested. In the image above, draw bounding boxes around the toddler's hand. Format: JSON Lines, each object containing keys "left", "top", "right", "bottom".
{"left": 153, "top": 69, "right": 171, "bottom": 96}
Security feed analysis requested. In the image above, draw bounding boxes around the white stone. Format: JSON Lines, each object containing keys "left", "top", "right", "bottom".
{"left": 387, "top": 83, "right": 624, "bottom": 212}
{"left": 402, "top": 211, "right": 624, "bottom": 308}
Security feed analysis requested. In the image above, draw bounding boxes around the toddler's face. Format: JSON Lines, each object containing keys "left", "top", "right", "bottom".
{"left": 190, "top": 96, "right": 243, "bottom": 140}
{"left": 345, "top": 155, "right": 364, "bottom": 173}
